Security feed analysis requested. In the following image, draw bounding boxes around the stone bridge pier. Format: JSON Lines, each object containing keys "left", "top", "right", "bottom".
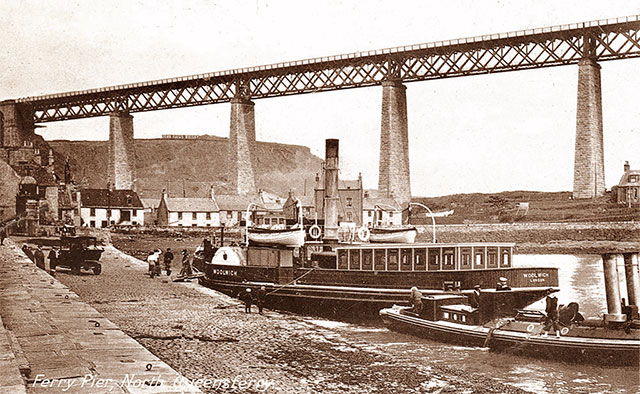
{"left": 108, "top": 112, "right": 136, "bottom": 190}
{"left": 228, "top": 97, "right": 257, "bottom": 195}
{"left": 573, "top": 37, "right": 605, "bottom": 199}
{"left": 378, "top": 80, "right": 411, "bottom": 207}
{"left": 0, "top": 101, "right": 35, "bottom": 148}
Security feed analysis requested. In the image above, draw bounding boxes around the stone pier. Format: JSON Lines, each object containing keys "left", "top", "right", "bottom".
{"left": 108, "top": 112, "right": 136, "bottom": 190}
{"left": 0, "top": 101, "right": 35, "bottom": 148}
{"left": 378, "top": 81, "right": 411, "bottom": 206}
{"left": 573, "top": 58, "right": 605, "bottom": 199}
{"left": 228, "top": 97, "right": 257, "bottom": 195}
{"left": 0, "top": 240, "right": 201, "bottom": 393}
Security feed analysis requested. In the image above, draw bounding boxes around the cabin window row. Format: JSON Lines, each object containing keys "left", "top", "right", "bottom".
{"left": 336, "top": 246, "right": 511, "bottom": 271}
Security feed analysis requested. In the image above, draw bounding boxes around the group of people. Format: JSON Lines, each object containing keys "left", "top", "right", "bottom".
{"left": 239, "top": 287, "right": 267, "bottom": 314}
{"left": 147, "top": 248, "right": 192, "bottom": 278}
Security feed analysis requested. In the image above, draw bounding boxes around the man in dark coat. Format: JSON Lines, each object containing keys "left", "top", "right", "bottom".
{"left": 163, "top": 248, "right": 174, "bottom": 276}
{"left": 239, "top": 288, "right": 252, "bottom": 313}
{"left": 179, "top": 249, "right": 192, "bottom": 277}
{"left": 255, "top": 286, "right": 267, "bottom": 315}
{"left": 544, "top": 288, "right": 560, "bottom": 337}
{"left": 469, "top": 285, "right": 481, "bottom": 309}
{"left": 34, "top": 246, "right": 45, "bottom": 270}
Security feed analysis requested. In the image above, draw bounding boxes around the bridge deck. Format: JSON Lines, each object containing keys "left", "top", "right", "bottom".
{"left": 9, "top": 15, "right": 640, "bottom": 122}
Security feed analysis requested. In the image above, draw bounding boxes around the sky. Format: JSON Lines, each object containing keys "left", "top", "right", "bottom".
{"left": 2, "top": 0, "right": 640, "bottom": 197}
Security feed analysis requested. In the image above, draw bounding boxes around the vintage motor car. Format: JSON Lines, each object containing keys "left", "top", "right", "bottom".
{"left": 51, "top": 236, "right": 104, "bottom": 275}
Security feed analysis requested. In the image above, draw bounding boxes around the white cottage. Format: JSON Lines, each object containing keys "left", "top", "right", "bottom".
{"left": 156, "top": 193, "right": 220, "bottom": 227}
{"left": 79, "top": 188, "right": 144, "bottom": 228}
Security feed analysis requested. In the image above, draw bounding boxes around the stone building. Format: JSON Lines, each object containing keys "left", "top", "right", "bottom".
{"left": 614, "top": 161, "right": 640, "bottom": 206}
{"left": 215, "top": 190, "right": 286, "bottom": 227}
{"left": 362, "top": 191, "right": 403, "bottom": 227}
{"left": 79, "top": 188, "right": 144, "bottom": 228}
{"left": 156, "top": 192, "right": 220, "bottom": 227}
{"left": 314, "top": 172, "right": 363, "bottom": 226}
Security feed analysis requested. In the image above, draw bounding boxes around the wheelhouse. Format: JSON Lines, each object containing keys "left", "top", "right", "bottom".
{"left": 335, "top": 243, "right": 513, "bottom": 272}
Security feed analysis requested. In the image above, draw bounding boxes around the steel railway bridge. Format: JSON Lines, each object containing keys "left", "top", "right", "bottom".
{"left": 2, "top": 15, "right": 640, "bottom": 200}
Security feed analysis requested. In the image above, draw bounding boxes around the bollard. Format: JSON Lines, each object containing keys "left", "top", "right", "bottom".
{"left": 601, "top": 253, "right": 626, "bottom": 323}
{"left": 623, "top": 252, "right": 640, "bottom": 307}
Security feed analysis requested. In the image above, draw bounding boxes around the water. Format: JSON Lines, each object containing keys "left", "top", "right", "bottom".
{"left": 302, "top": 254, "right": 640, "bottom": 394}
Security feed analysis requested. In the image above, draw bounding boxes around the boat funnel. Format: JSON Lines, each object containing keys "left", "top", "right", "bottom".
{"left": 601, "top": 253, "right": 626, "bottom": 323}
{"left": 623, "top": 252, "right": 640, "bottom": 307}
{"left": 323, "top": 139, "right": 339, "bottom": 242}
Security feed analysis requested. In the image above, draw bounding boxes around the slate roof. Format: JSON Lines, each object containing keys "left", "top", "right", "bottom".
{"left": 363, "top": 196, "right": 401, "bottom": 211}
{"left": 80, "top": 189, "right": 143, "bottom": 208}
{"left": 617, "top": 169, "right": 640, "bottom": 187}
{"left": 164, "top": 197, "right": 219, "bottom": 212}
{"left": 215, "top": 194, "right": 262, "bottom": 212}
{"left": 141, "top": 198, "right": 160, "bottom": 210}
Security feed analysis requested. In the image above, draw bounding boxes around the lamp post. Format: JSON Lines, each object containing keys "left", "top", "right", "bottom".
{"left": 409, "top": 202, "right": 436, "bottom": 243}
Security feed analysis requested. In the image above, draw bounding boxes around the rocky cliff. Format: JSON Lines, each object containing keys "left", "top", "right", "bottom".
{"left": 48, "top": 136, "right": 322, "bottom": 199}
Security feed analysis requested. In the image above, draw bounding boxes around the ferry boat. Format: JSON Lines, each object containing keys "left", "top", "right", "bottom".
{"left": 195, "top": 241, "right": 558, "bottom": 315}
{"left": 380, "top": 252, "right": 640, "bottom": 366}
{"left": 193, "top": 139, "right": 558, "bottom": 315}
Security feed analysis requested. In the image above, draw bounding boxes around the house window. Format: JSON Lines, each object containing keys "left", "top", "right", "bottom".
{"left": 630, "top": 175, "right": 639, "bottom": 183}
{"left": 177, "top": 212, "right": 182, "bottom": 220}
{"left": 346, "top": 212, "right": 353, "bottom": 221}
{"left": 346, "top": 197, "right": 353, "bottom": 207}
{"left": 90, "top": 220, "right": 95, "bottom": 227}
{"left": 192, "top": 212, "right": 197, "bottom": 220}
{"left": 90, "top": 208, "right": 96, "bottom": 216}
{"left": 101, "top": 220, "right": 107, "bottom": 228}
{"left": 368, "top": 211, "right": 372, "bottom": 217}
{"left": 206, "top": 212, "right": 211, "bottom": 220}
{"left": 106, "top": 209, "right": 111, "bottom": 217}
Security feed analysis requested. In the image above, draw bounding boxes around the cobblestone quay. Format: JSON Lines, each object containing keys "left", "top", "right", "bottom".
{"left": 48, "top": 243, "right": 532, "bottom": 394}
{"left": 0, "top": 240, "right": 200, "bottom": 393}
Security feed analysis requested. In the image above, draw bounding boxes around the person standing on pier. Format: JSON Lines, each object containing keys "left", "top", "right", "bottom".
{"left": 34, "top": 245, "right": 45, "bottom": 269}
{"left": 179, "top": 249, "right": 193, "bottom": 277}
{"left": 147, "top": 250, "right": 158, "bottom": 278}
{"left": 163, "top": 248, "right": 174, "bottom": 276}
{"left": 256, "top": 286, "right": 267, "bottom": 315}
{"left": 0, "top": 225, "right": 6, "bottom": 246}
{"left": 240, "top": 288, "right": 253, "bottom": 313}
{"left": 154, "top": 249, "right": 163, "bottom": 277}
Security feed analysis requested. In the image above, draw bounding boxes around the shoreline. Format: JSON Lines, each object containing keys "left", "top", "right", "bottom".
{"left": 52, "top": 245, "right": 534, "bottom": 394}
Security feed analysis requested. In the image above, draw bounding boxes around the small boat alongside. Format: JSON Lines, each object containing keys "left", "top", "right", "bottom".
{"left": 380, "top": 252, "right": 640, "bottom": 366}
{"left": 369, "top": 226, "right": 418, "bottom": 243}
{"left": 247, "top": 225, "right": 306, "bottom": 248}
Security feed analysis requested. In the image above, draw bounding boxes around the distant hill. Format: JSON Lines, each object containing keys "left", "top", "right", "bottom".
{"left": 48, "top": 136, "right": 322, "bottom": 199}
{"left": 412, "top": 190, "right": 640, "bottom": 224}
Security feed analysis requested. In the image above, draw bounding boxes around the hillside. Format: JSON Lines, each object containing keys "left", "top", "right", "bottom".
{"left": 48, "top": 136, "right": 323, "bottom": 199}
{"left": 412, "top": 190, "right": 640, "bottom": 224}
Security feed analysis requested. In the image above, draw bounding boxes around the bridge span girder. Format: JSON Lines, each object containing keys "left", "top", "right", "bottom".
{"left": 14, "top": 16, "right": 640, "bottom": 123}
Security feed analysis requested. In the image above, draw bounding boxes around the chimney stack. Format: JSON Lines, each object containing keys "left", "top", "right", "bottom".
{"left": 624, "top": 161, "right": 630, "bottom": 172}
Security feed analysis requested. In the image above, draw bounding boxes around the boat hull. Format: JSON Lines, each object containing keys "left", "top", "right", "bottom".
{"left": 196, "top": 264, "right": 554, "bottom": 317}
{"left": 380, "top": 307, "right": 640, "bottom": 366}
